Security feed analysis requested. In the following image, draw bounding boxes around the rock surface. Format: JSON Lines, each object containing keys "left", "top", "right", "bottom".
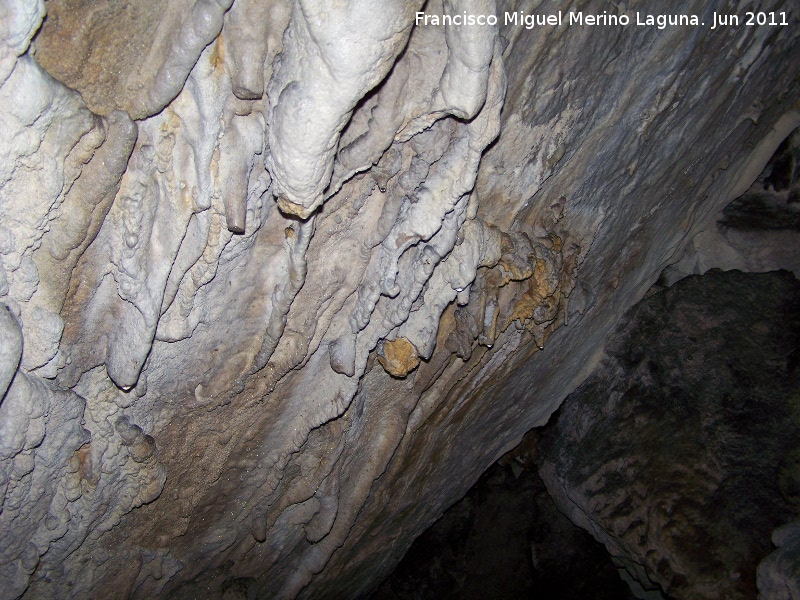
{"left": 758, "top": 521, "right": 800, "bottom": 600}
{"left": 539, "top": 269, "right": 800, "bottom": 599}
{"left": 371, "top": 432, "right": 636, "bottom": 599}
{"left": 663, "top": 129, "right": 800, "bottom": 285}
{"left": 0, "top": 0, "right": 799, "bottom": 597}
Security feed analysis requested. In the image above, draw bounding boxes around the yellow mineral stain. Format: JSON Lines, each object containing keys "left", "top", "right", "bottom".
{"left": 210, "top": 35, "right": 225, "bottom": 71}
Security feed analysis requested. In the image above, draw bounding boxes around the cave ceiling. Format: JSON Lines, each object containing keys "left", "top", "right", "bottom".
{"left": 1, "top": 0, "right": 799, "bottom": 597}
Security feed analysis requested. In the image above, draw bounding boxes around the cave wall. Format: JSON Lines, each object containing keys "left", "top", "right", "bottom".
{"left": 538, "top": 269, "right": 800, "bottom": 599}
{"left": 371, "top": 430, "right": 637, "bottom": 599}
{"left": 1, "top": 0, "right": 799, "bottom": 597}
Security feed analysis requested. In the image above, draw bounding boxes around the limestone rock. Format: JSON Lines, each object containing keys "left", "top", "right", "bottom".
{"left": 32, "top": 0, "right": 236, "bottom": 119}
{"left": 758, "top": 521, "right": 800, "bottom": 600}
{"left": 376, "top": 338, "right": 420, "bottom": 379}
{"left": 373, "top": 434, "right": 636, "bottom": 599}
{"left": 0, "top": 0, "right": 799, "bottom": 597}
{"left": 663, "top": 129, "right": 800, "bottom": 285}
{"left": 538, "top": 270, "right": 800, "bottom": 599}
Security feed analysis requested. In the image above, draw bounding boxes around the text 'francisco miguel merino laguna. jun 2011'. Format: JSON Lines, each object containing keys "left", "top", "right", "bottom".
{"left": 415, "top": 10, "right": 790, "bottom": 30}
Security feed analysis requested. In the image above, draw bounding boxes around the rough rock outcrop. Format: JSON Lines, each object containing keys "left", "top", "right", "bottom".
{"left": 663, "top": 129, "right": 800, "bottom": 285}
{"left": 1, "top": 0, "right": 799, "bottom": 597}
{"left": 372, "top": 433, "right": 636, "bottom": 599}
{"left": 759, "top": 521, "right": 800, "bottom": 600}
{"left": 539, "top": 270, "right": 800, "bottom": 599}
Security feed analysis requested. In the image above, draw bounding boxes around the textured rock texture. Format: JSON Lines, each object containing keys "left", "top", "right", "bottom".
{"left": 759, "top": 521, "right": 800, "bottom": 600}
{"left": 1, "top": 0, "right": 799, "bottom": 597}
{"left": 539, "top": 270, "right": 800, "bottom": 599}
{"left": 664, "top": 129, "right": 800, "bottom": 285}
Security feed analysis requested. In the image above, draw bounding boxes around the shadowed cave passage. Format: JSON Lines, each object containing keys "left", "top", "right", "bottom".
{"left": 370, "top": 439, "right": 637, "bottom": 600}
{"left": 372, "top": 268, "right": 800, "bottom": 600}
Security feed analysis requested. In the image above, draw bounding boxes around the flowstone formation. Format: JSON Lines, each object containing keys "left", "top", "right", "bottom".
{"left": 1, "top": 0, "right": 799, "bottom": 597}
